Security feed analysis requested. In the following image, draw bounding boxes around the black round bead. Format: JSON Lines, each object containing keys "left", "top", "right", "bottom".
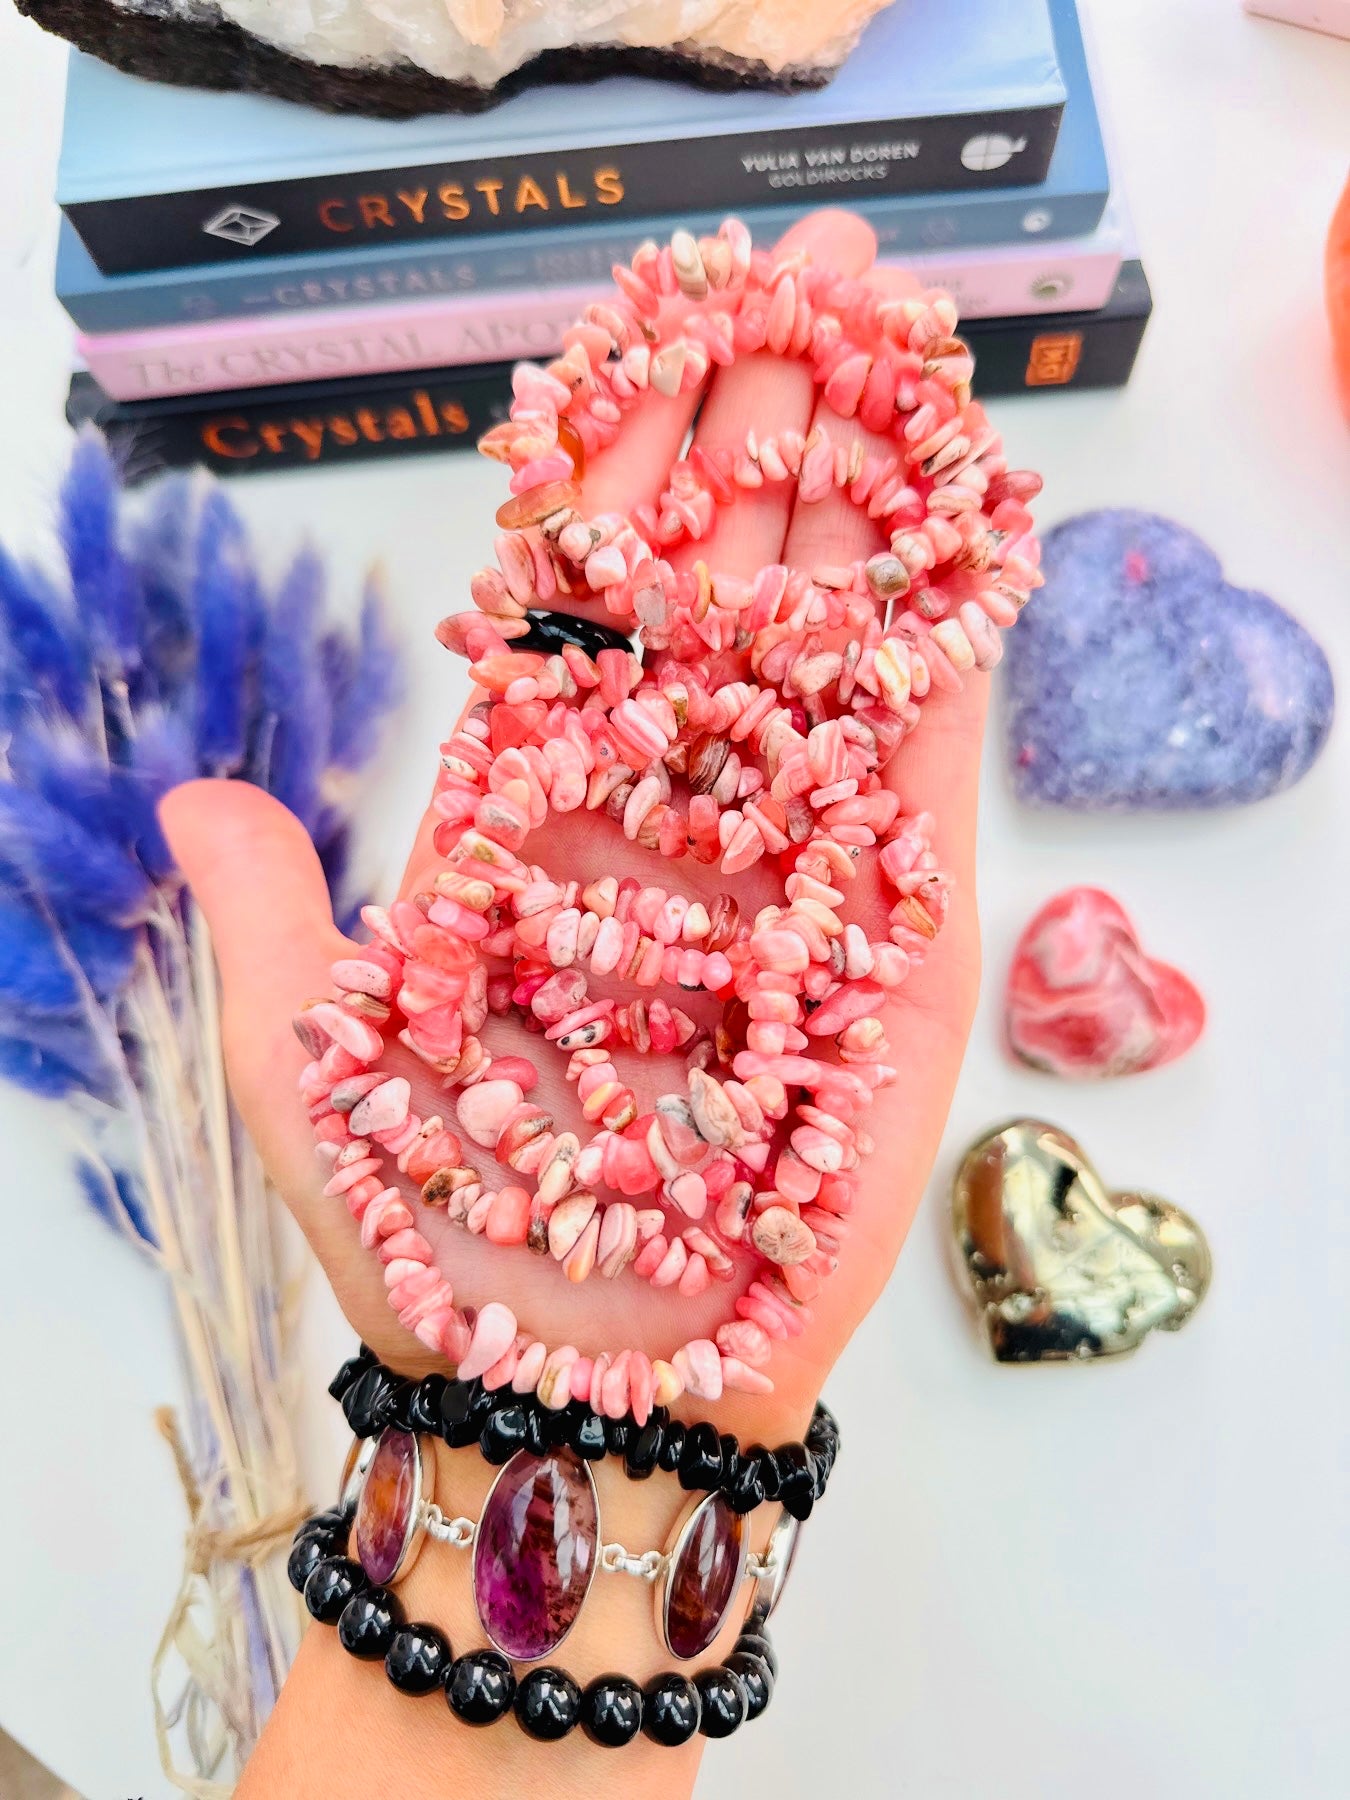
{"left": 603, "top": 1415, "right": 632, "bottom": 1455}
{"left": 518, "top": 609, "right": 633, "bottom": 660}
{"left": 724, "top": 1650, "right": 774, "bottom": 1721}
{"left": 303, "top": 1556, "right": 365, "bottom": 1623}
{"left": 328, "top": 1348, "right": 375, "bottom": 1402}
{"left": 641, "top": 1673, "right": 701, "bottom": 1747}
{"left": 571, "top": 1410, "right": 608, "bottom": 1461}
{"left": 406, "top": 1374, "right": 447, "bottom": 1434}
{"left": 288, "top": 1531, "right": 342, "bottom": 1594}
{"left": 338, "top": 1586, "right": 401, "bottom": 1659}
{"left": 479, "top": 1404, "right": 529, "bottom": 1464}
{"left": 514, "top": 1666, "right": 583, "bottom": 1741}
{"left": 296, "top": 1508, "right": 350, "bottom": 1545}
{"left": 445, "top": 1651, "right": 516, "bottom": 1725}
{"left": 677, "top": 1421, "right": 724, "bottom": 1491}
{"left": 624, "top": 1419, "right": 664, "bottom": 1480}
{"left": 774, "top": 1442, "right": 817, "bottom": 1520}
{"left": 385, "top": 1623, "right": 451, "bottom": 1694}
{"left": 657, "top": 1420, "right": 687, "bottom": 1473}
{"left": 694, "top": 1667, "right": 748, "bottom": 1738}
{"left": 734, "top": 1631, "right": 778, "bottom": 1678}
{"left": 580, "top": 1674, "right": 644, "bottom": 1747}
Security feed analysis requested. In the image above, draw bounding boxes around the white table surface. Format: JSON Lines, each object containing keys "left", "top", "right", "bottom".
{"left": 1, "top": 3, "right": 1348, "bottom": 1795}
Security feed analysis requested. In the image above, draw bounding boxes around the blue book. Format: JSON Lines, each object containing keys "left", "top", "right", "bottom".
{"left": 58, "top": 0, "right": 1106, "bottom": 335}
{"left": 58, "top": 0, "right": 1065, "bottom": 277}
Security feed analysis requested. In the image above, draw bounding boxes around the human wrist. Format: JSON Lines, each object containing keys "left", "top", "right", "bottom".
{"left": 277, "top": 1437, "right": 785, "bottom": 1795}
{"left": 284, "top": 1350, "right": 828, "bottom": 1778}
{"left": 403, "top": 1433, "right": 783, "bottom": 1684}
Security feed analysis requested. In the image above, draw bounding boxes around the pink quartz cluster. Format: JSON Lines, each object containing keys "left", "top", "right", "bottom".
{"left": 295, "top": 219, "right": 1045, "bottom": 1402}
{"left": 1005, "top": 887, "right": 1206, "bottom": 1080}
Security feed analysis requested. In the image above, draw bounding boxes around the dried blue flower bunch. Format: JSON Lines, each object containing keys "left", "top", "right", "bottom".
{"left": 0, "top": 429, "right": 400, "bottom": 1187}
{"left": 0, "top": 428, "right": 403, "bottom": 1778}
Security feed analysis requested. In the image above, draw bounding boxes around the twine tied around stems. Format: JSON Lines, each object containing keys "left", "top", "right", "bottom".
{"left": 151, "top": 1407, "right": 311, "bottom": 1799}
{"left": 156, "top": 1408, "right": 312, "bottom": 1573}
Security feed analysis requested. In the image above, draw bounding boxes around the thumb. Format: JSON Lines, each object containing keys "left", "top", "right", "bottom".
{"left": 158, "top": 779, "right": 352, "bottom": 1171}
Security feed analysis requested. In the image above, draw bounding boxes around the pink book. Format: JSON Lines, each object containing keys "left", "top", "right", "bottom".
{"left": 1243, "top": 0, "right": 1350, "bottom": 37}
{"left": 80, "top": 209, "right": 1126, "bottom": 402}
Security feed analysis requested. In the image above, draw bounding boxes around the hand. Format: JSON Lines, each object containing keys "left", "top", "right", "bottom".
{"left": 160, "top": 208, "right": 986, "bottom": 1448}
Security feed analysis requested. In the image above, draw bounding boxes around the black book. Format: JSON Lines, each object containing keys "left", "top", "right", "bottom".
{"left": 57, "top": 0, "right": 1067, "bottom": 276}
{"left": 69, "top": 262, "right": 1152, "bottom": 485}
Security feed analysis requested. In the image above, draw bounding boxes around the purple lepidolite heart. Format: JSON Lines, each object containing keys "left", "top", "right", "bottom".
{"left": 1003, "top": 510, "right": 1334, "bottom": 808}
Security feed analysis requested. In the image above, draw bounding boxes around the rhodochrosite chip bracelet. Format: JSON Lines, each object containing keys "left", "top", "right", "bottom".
{"left": 296, "top": 218, "right": 1043, "bottom": 1409}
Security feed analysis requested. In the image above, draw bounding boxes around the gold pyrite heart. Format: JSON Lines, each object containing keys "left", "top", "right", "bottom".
{"left": 950, "top": 1120, "right": 1211, "bottom": 1363}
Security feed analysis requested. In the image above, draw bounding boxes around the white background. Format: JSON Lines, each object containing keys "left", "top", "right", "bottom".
{"left": 1, "top": 3, "right": 1347, "bottom": 1795}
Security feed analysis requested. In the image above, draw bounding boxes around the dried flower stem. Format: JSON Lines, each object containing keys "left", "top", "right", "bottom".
{"left": 82, "top": 901, "right": 306, "bottom": 1791}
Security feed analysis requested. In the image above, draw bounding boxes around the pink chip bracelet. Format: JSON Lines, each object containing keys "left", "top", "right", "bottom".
{"left": 295, "top": 218, "right": 1043, "bottom": 1414}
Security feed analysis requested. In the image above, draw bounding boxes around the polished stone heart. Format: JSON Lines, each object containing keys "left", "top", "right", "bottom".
{"left": 1004, "top": 510, "right": 1334, "bottom": 808}
{"left": 1005, "top": 887, "right": 1205, "bottom": 1078}
{"left": 950, "top": 1119, "right": 1211, "bottom": 1362}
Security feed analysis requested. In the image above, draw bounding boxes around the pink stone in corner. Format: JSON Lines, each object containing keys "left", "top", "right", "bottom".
{"left": 473, "top": 1449, "right": 598, "bottom": 1660}
{"left": 354, "top": 1428, "right": 419, "bottom": 1586}
{"left": 1006, "top": 887, "right": 1206, "bottom": 1079}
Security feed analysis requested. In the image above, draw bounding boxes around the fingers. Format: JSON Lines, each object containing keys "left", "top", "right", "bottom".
{"left": 770, "top": 263, "right": 990, "bottom": 1286}
{"left": 579, "top": 376, "right": 704, "bottom": 521}
{"left": 779, "top": 262, "right": 916, "bottom": 574}
{"left": 158, "top": 780, "right": 353, "bottom": 1188}
{"left": 674, "top": 210, "right": 878, "bottom": 580}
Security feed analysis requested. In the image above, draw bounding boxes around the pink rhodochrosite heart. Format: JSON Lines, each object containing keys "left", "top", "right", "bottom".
{"left": 1005, "top": 887, "right": 1205, "bottom": 1079}
{"left": 295, "top": 219, "right": 1044, "bottom": 1410}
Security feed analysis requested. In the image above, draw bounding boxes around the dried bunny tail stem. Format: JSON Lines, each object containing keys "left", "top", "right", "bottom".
{"left": 121, "top": 906, "right": 306, "bottom": 1790}
{"left": 151, "top": 1405, "right": 311, "bottom": 1798}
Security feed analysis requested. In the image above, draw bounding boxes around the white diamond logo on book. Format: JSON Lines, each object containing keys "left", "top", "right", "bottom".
{"left": 960, "top": 134, "right": 1028, "bottom": 173}
{"left": 202, "top": 205, "right": 281, "bottom": 249}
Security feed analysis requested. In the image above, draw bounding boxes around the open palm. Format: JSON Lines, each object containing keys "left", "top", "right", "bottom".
{"left": 161, "top": 209, "right": 990, "bottom": 1447}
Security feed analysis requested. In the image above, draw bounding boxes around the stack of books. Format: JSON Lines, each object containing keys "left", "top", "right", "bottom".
{"left": 59, "top": 0, "right": 1150, "bottom": 482}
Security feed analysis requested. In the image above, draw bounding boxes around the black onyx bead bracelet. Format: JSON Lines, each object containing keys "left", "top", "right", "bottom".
{"left": 330, "top": 1347, "right": 839, "bottom": 1521}
{"left": 289, "top": 1510, "right": 776, "bottom": 1747}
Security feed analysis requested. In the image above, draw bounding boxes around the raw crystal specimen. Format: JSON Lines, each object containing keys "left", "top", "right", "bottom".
{"left": 1004, "top": 510, "right": 1334, "bottom": 809}
{"left": 19, "top": 0, "right": 897, "bottom": 113}
{"left": 1006, "top": 887, "right": 1205, "bottom": 1079}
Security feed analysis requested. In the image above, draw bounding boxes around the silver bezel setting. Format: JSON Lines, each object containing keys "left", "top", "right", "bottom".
{"left": 656, "top": 1488, "right": 749, "bottom": 1659}
{"left": 745, "top": 1507, "right": 800, "bottom": 1632}
{"left": 472, "top": 1448, "right": 600, "bottom": 1663}
{"left": 338, "top": 1434, "right": 376, "bottom": 1514}
{"left": 354, "top": 1428, "right": 435, "bottom": 1587}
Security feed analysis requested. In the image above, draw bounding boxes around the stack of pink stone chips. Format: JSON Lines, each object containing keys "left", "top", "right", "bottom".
{"left": 296, "top": 217, "right": 1044, "bottom": 1417}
